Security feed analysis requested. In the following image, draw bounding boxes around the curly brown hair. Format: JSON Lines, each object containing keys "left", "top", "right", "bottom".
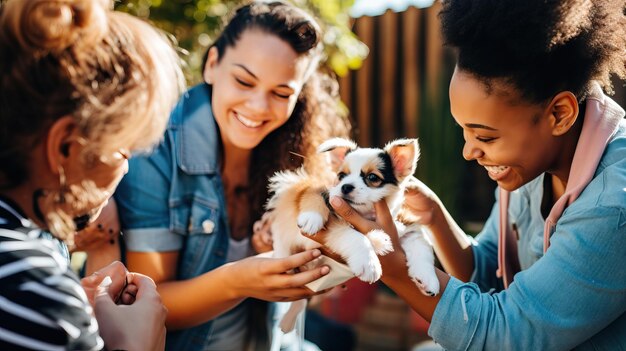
{"left": 439, "top": 0, "right": 626, "bottom": 103}
{"left": 209, "top": 1, "right": 351, "bottom": 221}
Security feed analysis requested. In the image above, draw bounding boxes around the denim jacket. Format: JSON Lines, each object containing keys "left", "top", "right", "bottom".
{"left": 115, "top": 84, "right": 232, "bottom": 350}
{"left": 429, "top": 91, "right": 626, "bottom": 350}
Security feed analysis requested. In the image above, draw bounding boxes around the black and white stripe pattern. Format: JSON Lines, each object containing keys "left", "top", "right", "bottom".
{"left": 0, "top": 198, "right": 103, "bottom": 351}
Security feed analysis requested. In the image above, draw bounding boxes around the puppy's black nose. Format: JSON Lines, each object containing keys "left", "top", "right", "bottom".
{"left": 341, "top": 184, "right": 355, "bottom": 194}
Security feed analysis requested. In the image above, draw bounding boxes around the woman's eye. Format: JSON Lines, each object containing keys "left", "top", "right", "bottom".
{"left": 273, "top": 92, "right": 291, "bottom": 99}
{"left": 235, "top": 77, "right": 253, "bottom": 87}
{"left": 337, "top": 172, "right": 347, "bottom": 180}
{"left": 476, "top": 136, "right": 496, "bottom": 143}
{"left": 366, "top": 173, "right": 382, "bottom": 186}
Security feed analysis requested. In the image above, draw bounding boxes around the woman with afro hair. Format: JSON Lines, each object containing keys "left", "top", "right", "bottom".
{"left": 324, "top": 0, "right": 626, "bottom": 349}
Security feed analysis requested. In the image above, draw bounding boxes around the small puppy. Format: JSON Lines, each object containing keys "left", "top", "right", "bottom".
{"left": 266, "top": 138, "right": 439, "bottom": 331}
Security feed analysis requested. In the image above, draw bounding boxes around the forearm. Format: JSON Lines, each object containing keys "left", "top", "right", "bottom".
{"left": 427, "top": 202, "right": 474, "bottom": 281}
{"left": 381, "top": 264, "right": 450, "bottom": 322}
{"left": 157, "top": 264, "right": 244, "bottom": 330}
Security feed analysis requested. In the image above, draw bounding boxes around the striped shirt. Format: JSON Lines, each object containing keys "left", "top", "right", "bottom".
{"left": 0, "top": 197, "right": 103, "bottom": 350}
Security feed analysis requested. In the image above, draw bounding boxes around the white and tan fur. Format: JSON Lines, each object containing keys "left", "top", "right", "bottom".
{"left": 267, "top": 138, "right": 439, "bottom": 332}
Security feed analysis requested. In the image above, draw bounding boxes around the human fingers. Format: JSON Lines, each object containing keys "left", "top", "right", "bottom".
{"left": 92, "top": 273, "right": 165, "bottom": 350}
{"left": 403, "top": 189, "right": 438, "bottom": 225}
{"left": 404, "top": 176, "right": 435, "bottom": 194}
{"left": 82, "top": 261, "right": 128, "bottom": 301}
{"left": 373, "top": 200, "right": 394, "bottom": 228}
{"left": 404, "top": 177, "right": 441, "bottom": 218}
{"left": 125, "top": 273, "right": 159, "bottom": 300}
{"left": 93, "top": 276, "right": 116, "bottom": 311}
{"left": 81, "top": 260, "right": 126, "bottom": 286}
{"left": 260, "top": 230, "right": 273, "bottom": 246}
{"left": 93, "top": 261, "right": 128, "bottom": 283}
{"left": 279, "top": 264, "right": 330, "bottom": 288}
{"left": 118, "top": 283, "right": 138, "bottom": 305}
{"left": 81, "top": 272, "right": 106, "bottom": 288}
{"left": 268, "top": 249, "right": 323, "bottom": 273}
{"left": 374, "top": 201, "right": 403, "bottom": 250}
{"left": 129, "top": 276, "right": 166, "bottom": 312}
{"left": 253, "top": 220, "right": 263, "bottom": 233}
{"left": 251, "top": 229, "right": 273, "bottom": 254}
{"left": 329, "top": 196, "right": 377, "bottom": 233}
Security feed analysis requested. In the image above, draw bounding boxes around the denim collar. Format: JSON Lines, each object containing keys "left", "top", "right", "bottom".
{"left": 169, "top": 83, "right": 219, "bottom": 175}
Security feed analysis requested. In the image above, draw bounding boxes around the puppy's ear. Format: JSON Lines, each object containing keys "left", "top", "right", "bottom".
{"left": 384, "top": 138, "right": 419, "bottom": 182}
{"left": 317, "top": 138, "right": 357, "bottom": 172}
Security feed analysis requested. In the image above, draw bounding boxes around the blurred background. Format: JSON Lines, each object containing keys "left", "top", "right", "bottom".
{"left": 115, "top": 1, "right": 626, "bottom": 350}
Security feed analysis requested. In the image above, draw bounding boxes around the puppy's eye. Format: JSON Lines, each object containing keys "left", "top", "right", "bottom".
{"left": 365, "top": 173, "right": 382, "bottom": 187}
{"left": 337, "top": 172, "right": 347, "bottom": 180}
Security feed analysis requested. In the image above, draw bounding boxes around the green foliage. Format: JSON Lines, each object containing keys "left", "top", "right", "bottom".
{"left": 114, "top": 0, "right": 368, "bottom": 83}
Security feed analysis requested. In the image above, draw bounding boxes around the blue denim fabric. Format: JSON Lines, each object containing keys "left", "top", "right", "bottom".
{"left": 428, "top": 102, "right": 626, "bottom": 349}
{"left": 115, "top": 84, "right": 233, "bottom": 350}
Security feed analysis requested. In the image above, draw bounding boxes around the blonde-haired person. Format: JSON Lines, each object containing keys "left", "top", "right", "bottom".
{"left": 0, "top": 0, "right": 184, "bottom": 350}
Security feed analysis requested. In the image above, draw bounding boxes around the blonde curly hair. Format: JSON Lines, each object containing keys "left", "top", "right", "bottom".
{"left": 0, "top": 0, "right": 184, "bottom": 239}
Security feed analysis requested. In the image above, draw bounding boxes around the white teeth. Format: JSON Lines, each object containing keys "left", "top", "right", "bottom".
{"left": 485, "top": 165, "right": 509, "bottom": 174}
{"left": 235, "top": 112, "right": 263, "bottom": 128}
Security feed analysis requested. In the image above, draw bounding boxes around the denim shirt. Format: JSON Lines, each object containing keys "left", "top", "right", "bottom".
{"left": 115, "top": 84, "right": 232, "bottom": 350}
{"left": 429, "top": 95, "right": 626, "bottom": 350}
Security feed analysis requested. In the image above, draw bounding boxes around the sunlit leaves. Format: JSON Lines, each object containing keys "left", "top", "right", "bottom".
{"left": 114, "top": 0, "right": 367, "bottom": 82}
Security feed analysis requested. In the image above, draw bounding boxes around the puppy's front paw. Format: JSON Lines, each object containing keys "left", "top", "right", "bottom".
{"left": 347, "top": 252, "right": 382, "bottom": 284}
{"left": 408, "top": 265, "right": 440, "bottom": 296}
{"left": 366, "top": 229, "right": 393, "bottom": 255}
{"left": 297, "top": 211, "right": 325, "bottom": 235}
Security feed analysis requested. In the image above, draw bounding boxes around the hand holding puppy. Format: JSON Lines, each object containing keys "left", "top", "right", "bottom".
{"left": 224, "top": 249, "right": 330, "bottom": 302}
{"left": 403, "top": 176, "right": 444, "bottom": 226}
{"left": 325, "top": 197, "right": 412, "bottom": 281}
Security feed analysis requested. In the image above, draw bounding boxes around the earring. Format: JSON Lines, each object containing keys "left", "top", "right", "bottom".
{"left": 56, "top": 166, "right": 68, "bottom": 205}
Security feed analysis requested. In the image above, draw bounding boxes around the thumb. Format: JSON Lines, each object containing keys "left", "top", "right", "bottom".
{"left": 373, "top": 200, "right": 394, "bottom": 227}
{"left": 330, "top": 196, "right": 372, "bottom": 234}
{"left": 94, "top": 276, "right": 116, "bottom": 309}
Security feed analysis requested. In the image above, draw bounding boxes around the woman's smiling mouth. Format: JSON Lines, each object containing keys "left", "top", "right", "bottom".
{"left": 484, "top": 165, "right": 511, "bottom": 181}
{"left": 234, "top": 111, "right": 264, "bottom": 128}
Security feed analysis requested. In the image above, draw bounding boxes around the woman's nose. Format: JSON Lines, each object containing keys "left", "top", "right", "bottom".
{"left": 462, "top": 141, "right": 484, "bottom": 161}
{"left": 247, "top": 91, "right": 270, "bottom": 114}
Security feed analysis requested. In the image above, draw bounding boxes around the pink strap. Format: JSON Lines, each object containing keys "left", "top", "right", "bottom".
{"left": 543, "top": 92, "right": 622, "bottom": 250}
{"left": 497, "top": 188, "right": 520, "bottom": 288}
{"left": 497, "top": 84, "right": 623, "bottom": 288}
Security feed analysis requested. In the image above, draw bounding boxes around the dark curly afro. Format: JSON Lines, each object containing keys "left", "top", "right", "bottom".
{"left": 440, "top": 0, "right": 626, "bottom": 102}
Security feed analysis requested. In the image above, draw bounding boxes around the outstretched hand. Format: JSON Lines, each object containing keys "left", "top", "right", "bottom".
{"left": 226, "top": 249, "right": 331, "bottom": 302}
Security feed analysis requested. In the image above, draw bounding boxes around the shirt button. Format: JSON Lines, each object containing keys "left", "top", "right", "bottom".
{"left": 202, "top": 219, "right": 215, "bottom": 234}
